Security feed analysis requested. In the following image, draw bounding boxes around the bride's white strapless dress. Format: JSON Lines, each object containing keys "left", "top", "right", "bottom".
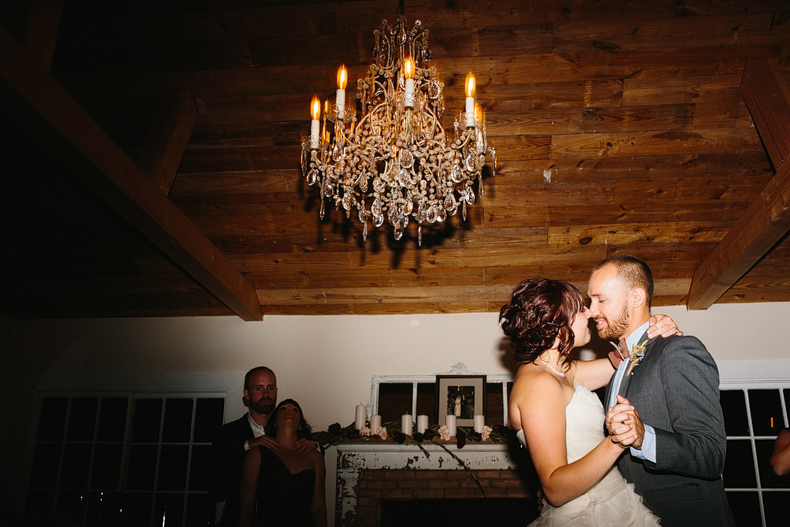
{"left": 518, "top": 385, "right": 662, "bottom": 527}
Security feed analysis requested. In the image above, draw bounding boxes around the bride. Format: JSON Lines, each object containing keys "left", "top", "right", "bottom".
{"left": 500, "top": 278, "right": 676, "bottom": 526}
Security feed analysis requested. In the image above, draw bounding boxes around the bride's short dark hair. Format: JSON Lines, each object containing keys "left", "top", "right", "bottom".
{"left": 499, "top": 278, "right": 585, "bottom": 368}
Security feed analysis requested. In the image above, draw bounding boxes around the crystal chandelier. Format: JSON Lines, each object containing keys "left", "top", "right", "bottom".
{"left": 301, "top": 15, "right": 496, "bottom": 245}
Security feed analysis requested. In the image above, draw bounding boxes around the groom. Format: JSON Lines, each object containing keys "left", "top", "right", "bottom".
{"left": 588, "top": 254, "right": 735, "bottom": 527}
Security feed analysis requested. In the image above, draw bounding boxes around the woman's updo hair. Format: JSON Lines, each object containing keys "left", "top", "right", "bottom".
{"left": 499, "top": 278, "right": 585, "bottom": 368}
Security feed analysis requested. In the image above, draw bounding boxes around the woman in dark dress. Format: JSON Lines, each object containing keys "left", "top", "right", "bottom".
{"left": 239, "top": 399, "right": 327, "bottom": 527}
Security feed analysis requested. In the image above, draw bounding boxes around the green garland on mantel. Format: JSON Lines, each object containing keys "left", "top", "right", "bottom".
{"left": 313, "top": 420, "right": 514, "bottom": 498}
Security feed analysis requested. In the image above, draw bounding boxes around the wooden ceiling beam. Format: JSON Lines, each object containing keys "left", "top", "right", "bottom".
{"left": 0, "top": 25, "right": 263, "bottom": 321}
{"left": 136, "top": 88, "right": 197, "bottom": 195}
{"left": 687, "top": 58, "right": 790, "bottom": 310}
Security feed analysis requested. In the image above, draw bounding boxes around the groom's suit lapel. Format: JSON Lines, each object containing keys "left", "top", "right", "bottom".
{"left": 619, "top": 331, "right": 651, "bottom": 399}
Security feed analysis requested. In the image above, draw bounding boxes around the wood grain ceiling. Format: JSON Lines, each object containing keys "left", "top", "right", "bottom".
{"left": 1, "top": 0, "right": 789, "bottom": 319}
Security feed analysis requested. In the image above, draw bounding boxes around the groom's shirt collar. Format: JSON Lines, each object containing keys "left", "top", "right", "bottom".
{"left": 624, "top": 320, "right": 650, "bottom": 353}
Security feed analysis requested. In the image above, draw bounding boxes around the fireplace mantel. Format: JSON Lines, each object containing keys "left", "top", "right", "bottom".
{"left": 336, "top": 441, "right": 529, "bottom": 525}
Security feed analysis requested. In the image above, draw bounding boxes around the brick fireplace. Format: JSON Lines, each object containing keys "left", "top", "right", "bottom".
{"left": 336, "top": 442, "right": 539, "bottom": 526}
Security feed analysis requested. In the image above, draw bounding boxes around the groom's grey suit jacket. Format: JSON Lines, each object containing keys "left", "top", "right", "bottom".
{"left": 606, "top": 332, "right": 735, "bottom": 527}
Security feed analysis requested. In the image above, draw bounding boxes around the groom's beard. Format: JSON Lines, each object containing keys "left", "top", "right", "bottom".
{"left": 248, "top": 397, "right": 276, "bottom": 415}
{"left": 595, "top": 302, "right": 630, "bottom": 340}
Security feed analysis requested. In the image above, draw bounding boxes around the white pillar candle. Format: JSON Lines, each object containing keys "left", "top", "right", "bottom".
{"left": 336, "top": 64, "right": 347, "bottom": 119}
{"left": 403, "top": 57, "right": 415, "bottom": 108}
{"left": 445, "top": 414, "right": 456, "bottom": 437}
{"left": 474, "top": 414, "right": 485, "bottom": 434}
{"left": 465, "top": 72, "right": 476, "bottom": 128}
{"left": 417, "top": 414, "right": 428, "bottom": 434}
{"left": 401, "top": 414, "right": 413, "bottom": 436}
{"left": 310, "top": 96, "right": 321, "bottom": 149}
{"left": 369, "top": 414, "right": 382, "bottom": 433}
{"left": 355, "top": 404, "right": 367, "bottom": 430}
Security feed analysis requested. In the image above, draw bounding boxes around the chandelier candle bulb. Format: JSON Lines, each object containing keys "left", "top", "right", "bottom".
{"left": 355, "top": 404, "right": 366, "bottom": 430}
{"left": 336, "top": 64, "right": 347, "bottom": 119}
{"left": 401, "top": 414, "right": 413, "bottom": 436}
{"left": 474, "top": 414, "right": 485, "bottom": 434}
{"left": 369, "top": 414, "right": 382, "bottom": 434}
{"left": 465, "top": 72, "right": 476, "bottom": 128}
{"left": 310, "top": 96, "right": 321, "bottom": 149}
{"left": 403, "top": 57, "right": 415, "bottom": 108}
{"left": 446, "top": 414, "right": 457, "bottom": 437}
{"left": 417, "top": 414, "right": 428, "bottom": 434}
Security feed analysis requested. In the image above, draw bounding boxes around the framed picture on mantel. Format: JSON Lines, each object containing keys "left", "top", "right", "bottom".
{"left": 436, "top": 374, "right": 486, "bottom": 428}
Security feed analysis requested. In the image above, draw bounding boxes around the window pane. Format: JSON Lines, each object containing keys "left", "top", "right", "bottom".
{"left": 68, "top": 397, "right": 98, "bottom": 442}
{"left": 162, "top": 399, "right": 193, "bottom": 443}
{"left": 132, "top": 399, "right": 162, "bottom": 443}
{"left": 154, "top": 492, "right": 185, "bottom": 526}
{"left": 61, "top": 443, "right": 92, "bottom": 490}
{"left": 158, "top": 445, "right": 189, "bottom": 490}
{"left": 185, "top": 492, "right": 215, "bottom": 527}
{"left": 764, "top": 491, "right": 790, "bottom": 527}
{"left": 122, "top": 492, "right": 153, "bottom": 526}
{"left": 57, "top": 490, "right": 87, "bottom": 522}
{"left": 757, "top": 439, "right": 786, "bottom": 489}
{"left": 91, "top": 443, "right": 123, "bottom": 489}
{"left": 29, "top": 443, "right": 61, "bottom": 489}
{"left": 726, "top": 491, "right": 761, "bottom": 527}
{"left": 486, "top": 383, "right": 504, "bottom": 427}
{"left": 24, "top": 490, "right": 55, "bottom": 515}
{"left": 127, "top": 445, "right": 158, "bottom": 490}
{"left": 723, "top": 439, "right": 755, "bottom": 488}
{"left": 378, "top": 383, "right": 413, "bottom": 423}
{"left": 720, "top": 390, "right": 749, "bottom": 436}
{"left": 37, "top": 397, "right": 68, "bottom": 441}
{"left": 97, "top": 397, "right": 128, "bottom": 442}
{"left": 416, "top": 383, "right": 436, "bottom": 423}
{"left": 189, "top": 445, "right": 213, "bottom": 491}
{"left": 194, "top": 398, "right": 224, "bottom": 443}
{"left": 748, "top": 389, "right": 784, "bottom": 436}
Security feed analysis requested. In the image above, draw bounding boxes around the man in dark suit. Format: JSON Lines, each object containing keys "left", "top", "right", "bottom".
{"left": 588, "top": 254, "right": 735, "bottom": 527}
{"left": 212, "top": 366, "right": 317, "bottom": 526}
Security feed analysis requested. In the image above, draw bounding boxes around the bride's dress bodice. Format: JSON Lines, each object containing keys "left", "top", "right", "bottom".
{"left": 517, "top": 385, "right": 661, "bottom": 526}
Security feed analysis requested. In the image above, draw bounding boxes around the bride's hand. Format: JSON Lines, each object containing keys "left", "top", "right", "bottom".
{"left": 647, "top": 314, "right": 683, "bottom": 339}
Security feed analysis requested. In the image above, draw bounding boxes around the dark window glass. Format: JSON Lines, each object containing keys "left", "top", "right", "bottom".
{"left": 162, "top": 399, "right": 193, "bottom": 443}
{"left": 726, "top": 491, "right": 761, "bottom": 527}
{"left": 757, "top": 439, "right": 786, "bottom": 489}
{"left": 486, "top": 383, "right": 504, "bottom": 427}
{"left": 57, "top": 491, "right": 88, "bottom": 522}
{"left": 416, "top": 383, "right": 436, "bottom": 422}
{"left": 84, "top": 491, "right": 120, "bottom": 527}
{"left": 132, "top": 399, "right": 163, "bottom": 443}
{"left": 748, "top": 389, "right": 784, "bottom": 436}
{"left": 122, "top": 492, "right": 153, "bottom": 526}
{"left": 378, "top": 383, "right": 413, "bottom": 423}
{"left": 154, "top": 491, "right": 185, "bottom": 526}
{"left": 29, "top": 444, "right": 61, "bottom": 489}
{"left": 97, "top": 397, "right": 128, "bottom": 442}
{"left": 720, "top": 390, "right": 749, "bottom": 436}
{"left": 764, "top": 491, "right": 790, "bottom": 527}
{"left": 127, "top": 445, "right": 158, "bottom": 490}
{"left": 68, "top": 397, "right": 98, "bottom": 442}
{"left": 37, "top": 397, "right": 68, "bottom": 441}
{"left": 185, "top": 492, "right": 216, "bottom": 527}
{"left": 61, "top": 443, "right": 92, "bottom": 490}
{"left": 24, "top": 490, "right": 55, "bottom": 514}
{"left": 158, "top": 445, "right": 189, "bottom": 490}
{"left": 189, "top": 445, "right": 213, "bottom": 491}
{"left": 91, "top": 443, "right": 123, "bottom": 489}
{"left": 194, "top": 398, "right": 224, "bottom": 443}
{"left": 723, "top": 439, "right": 756, "bottom": 488}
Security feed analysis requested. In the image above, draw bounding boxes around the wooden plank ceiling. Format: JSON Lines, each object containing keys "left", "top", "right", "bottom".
{"left": 1, "top": 0, "right": 789, "bottom": 319}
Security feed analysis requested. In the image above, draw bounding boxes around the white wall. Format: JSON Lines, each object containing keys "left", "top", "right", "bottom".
{"left": 2, "top": 302, "right": 790, "bottom": 515}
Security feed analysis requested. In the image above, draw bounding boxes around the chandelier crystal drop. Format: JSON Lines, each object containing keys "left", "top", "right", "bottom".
{"left": 301, "top": 15, "right": 496, "bottom": 245}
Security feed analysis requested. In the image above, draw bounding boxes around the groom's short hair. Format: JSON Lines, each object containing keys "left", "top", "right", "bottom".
{"left": 593, "top": 254, "right": 654, "bottom": 308}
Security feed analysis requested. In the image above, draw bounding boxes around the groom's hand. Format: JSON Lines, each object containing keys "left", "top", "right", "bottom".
{"left": 607, "top": 396, "right": 645, "bottom": 448}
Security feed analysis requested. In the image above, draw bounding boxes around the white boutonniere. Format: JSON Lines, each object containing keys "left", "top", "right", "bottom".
{"left": 625, "top": 340, "right": 648, "bottom": 376}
